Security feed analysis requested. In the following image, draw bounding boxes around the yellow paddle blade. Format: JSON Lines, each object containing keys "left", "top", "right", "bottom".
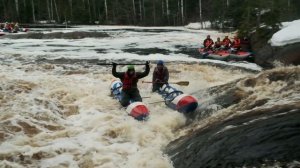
{"left": 172, "top": 81, "right": 189, "bottom": 86}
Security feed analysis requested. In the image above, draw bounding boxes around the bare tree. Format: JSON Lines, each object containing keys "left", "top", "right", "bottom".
{"left": 153, "top": 0, "right": 156, "bottom": 25}
{"left": 15, "top": 0, "right": 19, "bottom": 19}
{"left": 226, "top": 0, "right": 229, "bottom": 7}
{"left": 104, "top": 0, "right": 108, "bottom": 20}
{"left": 166, "top": 0, "right": 170, "bottom": 24}
{"left": 132, "top": 0, "right": 136, "bottom": 22}
{"left": 54, "top": 0, "right": 60, "bottom": 22}
{"left": 142, "top": 0, "right": 145, "bottom": 21}
{"left": 181, "top": 0, "right": 184, "bottom": 24}
{"left": 50, "top": 0, "right": 54, "bottom": 20}
{"left": 199, "top": 0, "right": 203, "bottom": 28}
{"left": 97, "top": 1, "right": 101, "bottom": 22}
{"left": 177, "top": 0, "right": 180, "bottom": 25}
{"left": 69, "top": 0, "right": 73, "bottom": 21}
{"left": 288, "top": 0, "right": 290, "bottom": 8}
{"left": 47, "top": 0, "right": 51, "bottom": 21}
{"left": 31, "top": 0, "right": 36, "bottom": 22}
{"left": 139, "top": 0, "right": 143, "bottom": 21}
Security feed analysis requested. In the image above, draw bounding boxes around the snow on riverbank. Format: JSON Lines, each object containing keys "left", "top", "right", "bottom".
{"left": 270, "top": 19, "right": 300, "bottom": 46}
{"left": 185, "top": 22, "right": 212, "bottom": 29}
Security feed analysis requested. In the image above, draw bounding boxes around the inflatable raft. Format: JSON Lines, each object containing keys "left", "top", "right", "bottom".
{"left": 198, "top": 48, "right": 252, "bottom": 61}
{"left": 229, "top": 50, "right": 252, "bottom": 60}
{"left": 198, "top": 48, "right": 230, "bottom": 61}
{"left": 110, "top": 80, "right": 150, "bottom": 121}
{"left": 158, "top": 84, "right": 198, "bottom": 113}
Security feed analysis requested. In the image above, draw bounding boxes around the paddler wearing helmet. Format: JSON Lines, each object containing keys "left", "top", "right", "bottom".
{"left": 152, "top": 60, "right": 169, "bottom": 92}
{"left": 112, "top": 62, "right": 150, "bottom": 107}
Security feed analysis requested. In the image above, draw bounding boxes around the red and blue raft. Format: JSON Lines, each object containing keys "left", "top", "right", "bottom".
{"left": 110, "top": 80, "right": 150, "bottom": 121}
{"left": 198, "top": 48, "right": 252, "bottom": 61}
{"left": 158, "top": 84, "right": 198, "bottom": 113}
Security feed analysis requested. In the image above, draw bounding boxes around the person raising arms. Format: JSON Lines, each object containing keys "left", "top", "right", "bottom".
{"left": 112, "top": 62, "right": 150, "bottom": 107}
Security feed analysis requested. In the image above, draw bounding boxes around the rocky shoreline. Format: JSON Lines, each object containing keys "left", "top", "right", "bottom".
{"left": 251, "top": 26, "right": 300, "bottom": 68}
{"left": 165, "top": 67, "right": 300, "bottom": 167}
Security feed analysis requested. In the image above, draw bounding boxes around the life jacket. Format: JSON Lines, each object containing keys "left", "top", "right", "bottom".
{"left": 214, "top": 41, "right": 222, "bottom": 48}
{"left": 204, "top": 39, "right": 213, "bottom": 47}
{"left": 154, "top": 67, "right": 166, "bottom": 81}
{"left": 222, "top": 38, "right": 231, "bottom": 47}
{"left": 122, "top": 72, "right": 137, "bottom": 90}
{"left": 232, "top": 38, "right": 241, "bottom": 48}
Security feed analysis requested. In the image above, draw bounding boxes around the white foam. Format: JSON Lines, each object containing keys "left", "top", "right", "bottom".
{"left": 0, "top": 26, "right": 260, "bottom": 167}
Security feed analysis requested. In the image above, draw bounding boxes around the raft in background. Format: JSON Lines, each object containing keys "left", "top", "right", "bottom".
{"left": 159, "top": 84, "right": 198, "bottom": 113}
{"left": 110, "top": 80, "right": 150, "bottom": 121}
{"left": 198, "top": 48, "right": 252, "bottom": 61}
{"left": 0, "top": 28, "right": 29, "bottom": 35}
{"left": 229, "top": 50, "right": 252, "bottom": 60}
{"left": 198, "top": 48, "right": 230, "bottom": 61}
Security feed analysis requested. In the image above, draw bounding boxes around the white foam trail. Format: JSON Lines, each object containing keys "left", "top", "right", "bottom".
{"left": 0, "top": 61, "right": 252, "bottom": 167}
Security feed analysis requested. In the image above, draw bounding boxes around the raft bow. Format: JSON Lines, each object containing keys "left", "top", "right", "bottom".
{"left": 110, "top": 80, "right": 150, "bottom": 121}
{"left": 158, "top": 84, "right": 198, "bottom": 113}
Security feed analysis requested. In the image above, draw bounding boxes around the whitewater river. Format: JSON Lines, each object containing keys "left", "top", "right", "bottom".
{"left": 0, "top": 26, "right": 264, "bottom": 167}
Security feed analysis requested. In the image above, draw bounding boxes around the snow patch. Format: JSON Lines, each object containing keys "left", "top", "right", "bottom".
{"left": 185, "top": 22, "right": 211, "bottom": 30}
{"left": 270, "top": 19, "right": 300, "bottom": 46}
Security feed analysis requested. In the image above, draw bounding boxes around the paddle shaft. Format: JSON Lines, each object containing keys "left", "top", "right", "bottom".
{"left": 142, "top": 81, "right": 189, "bottom": 86}
{"left": 97, "top": 63, "right": 147, "bottom": 66}
{"left": 149, "top": 100, "right": 165, "bottom": 104}
{"left": 142, "top": 81, "right": 168, "bottom": 84}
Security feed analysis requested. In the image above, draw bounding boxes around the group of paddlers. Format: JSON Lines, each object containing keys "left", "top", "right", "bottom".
{"left": 112, "top": 60, "right": 169, "bottom": 107}
{"left": 203, "top": 35, "right": 251, "bottom": 52}
{"left": 0, "top": 22, "right": 28, "bottom": 33}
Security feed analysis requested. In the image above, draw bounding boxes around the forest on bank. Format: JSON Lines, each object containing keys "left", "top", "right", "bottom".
{"left": 1, "top": 0, "right": 300, "bottom": 32}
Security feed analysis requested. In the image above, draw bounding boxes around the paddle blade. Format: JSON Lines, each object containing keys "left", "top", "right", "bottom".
{"left": 175, "top": 81, "right": 189, "bottom": 86}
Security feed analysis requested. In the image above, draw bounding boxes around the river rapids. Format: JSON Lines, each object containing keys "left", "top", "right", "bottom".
{"left": 0, "top": 26, "right": 298, "bottom": 168}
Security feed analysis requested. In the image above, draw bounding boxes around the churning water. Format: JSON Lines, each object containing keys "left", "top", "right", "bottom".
{"left": 1, "top": 26, "right": 284, "bottom": 168}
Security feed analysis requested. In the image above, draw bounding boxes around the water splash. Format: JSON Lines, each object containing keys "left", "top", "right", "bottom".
{"left": 0, "top": 54, "right": 253, "bottom": 167}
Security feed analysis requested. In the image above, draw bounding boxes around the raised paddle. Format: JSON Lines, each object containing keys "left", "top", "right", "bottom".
{"left": 97, "top": 61, "right": 149, "bottom": 66}
{"left": 97, "top": 63, "right": 147, "bottom": 65}
{"left": 142, "top": 81, "right": 189, "bottom": 86}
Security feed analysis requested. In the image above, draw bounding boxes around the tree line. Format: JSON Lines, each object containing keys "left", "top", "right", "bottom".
{"left": 0, "top": 0, "right": 299, "bottom": 29}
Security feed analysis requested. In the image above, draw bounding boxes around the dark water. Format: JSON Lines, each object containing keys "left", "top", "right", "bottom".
{"left": 122, "top": 48, "right": 171, "bottom": 55}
